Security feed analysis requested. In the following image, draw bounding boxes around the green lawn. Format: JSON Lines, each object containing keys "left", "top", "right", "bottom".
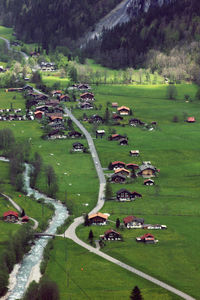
{"left": 0, "top": 26, "right": 13, "bottom": 40}
{"left": 44, "top": 238, "right": 180, "bottom": 300}
{"left": 0, "top": 89, "right": 26, "bottom": 110}
{"left": 42, "top": 75, "right": 69, "bottom": 89}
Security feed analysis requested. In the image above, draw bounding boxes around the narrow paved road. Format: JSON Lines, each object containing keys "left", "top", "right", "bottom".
{"left": 0, "top": 36, "right": 29, "bottom": 60}
{"left": 63, "top": 108, "right": 195, "bottom": 300}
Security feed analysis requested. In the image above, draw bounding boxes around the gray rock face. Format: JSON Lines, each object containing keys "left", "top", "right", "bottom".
{"left": 127, "top": 0, "right": 175, "bottom": 17}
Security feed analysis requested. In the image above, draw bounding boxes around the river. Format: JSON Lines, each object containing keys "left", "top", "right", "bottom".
{"left": 0, "top": 160, "right": 68, "bottom": 300}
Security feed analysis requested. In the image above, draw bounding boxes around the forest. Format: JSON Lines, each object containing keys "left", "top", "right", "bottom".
{"left": 83, "top": 0, "right": 200, "bottom": 82}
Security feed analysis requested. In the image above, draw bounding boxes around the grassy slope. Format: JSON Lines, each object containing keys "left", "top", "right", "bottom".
{"left": 72, "top": 83, "right": 200, "bottom": 299}
{"left": 0, "top": 89, "right": 26, "bottom": 110}
{"left": 0, "top": 26, "right": 13, "bottom": 40}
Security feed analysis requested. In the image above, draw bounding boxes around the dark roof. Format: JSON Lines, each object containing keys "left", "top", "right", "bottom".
{"left": 116, "top": 188, "right": 132, "bottom": 195}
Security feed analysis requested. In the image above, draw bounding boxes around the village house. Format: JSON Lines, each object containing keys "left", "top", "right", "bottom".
{"left": 119, "top": 138, "right": 128, "bottom": 145}
{"left": 187, "top": 117, "right": 196, "bottom": 123}
{"left": 46, "top": 113, "right": 63, "bottom": 124}
{"left": 114, "top": 168, "right": 130, "bottom": 177}
{"left": 101, "top": 229, "right": 122, "bottom": 241}
{"left": 34, "top": 111, "right": 44, "bottom": 119}
{"left": 111, "top": 173, "right": 126, "bottom": 183}
{"left": 7, "top": 88, "right": 23, "bottom": 92}
{"left": 21, "top": 216, "right": 29, "bottom": 223}
{"left": 68, "top": 131, "right": 82, "bottom": 138}
{"left": 136, "top": 233, "right": 158, "bottom": 243}
{"left": 35, "top": 105, "right": 50, "bottom": 113}
{"left": 78, "top": 84, "right": 91, "bottom": 90}
{"left": 116, "top": 189, "right": 135, "bottom": 201}
{"left": 112, "top": 102, "right": 118, "bottom": 108}
{"left": 138, "top": 162, "right": 157, "bottom": 178}
{"left": 130, "top": 150, "right": 140, "bottom": 157}
{"left": 129, "top": 118, "right": 144, "bottom": 126}
{"left": 117, "top": 106, "right": 130, "bottom": 115}
{"left": 144, "top": 179, "right": 155, "bottom": 186}
{"left": 110, "top": 161, "right": 126, "bottom": 170}
{"left": 3, "top": 211, "right": 19, "bottom": 222}
{"left": 96, "top": 130, "right": 105, "bottom": 138}
{"left": 112, "top": 114, "right": 123, "bottom": 122}
{"left": 109, "top": 134, "right": 126, "bottom": 141}
{"left": 45, "top": 100, "right": 60, "bottom": 106}
{"left": 47, "top": 130, "right": 66, "bottom": 140}
{"left": 88, "top": 212, "right": 108, "bottom": 225}
{"left": 123, "top": 216, "right": 144, "bottom": 228}
{"left": 80, "top": 92, "right": 94, "bottom": 101}
{"left": 53, "top": 107, "right": 64, "bottom": 114}
{"left": 89, "top": 115, "right": 103, "bottom": 124}
{"left": 72, "top": 142, "right": 84, "bottom": 152}
{"left": 23, "top": 85, "right": 33, "bottom": 92}
{"left": 52, "top": 90, "right": 62, "bottom": 97}
{"left": 80, "top": 102, "right": 93, "bottom": 110}
{"left": 126, "top": 163, "right": 139, "bottom": 170}
{"left": 59, "top": 94, "right": 70, "bottom": 102}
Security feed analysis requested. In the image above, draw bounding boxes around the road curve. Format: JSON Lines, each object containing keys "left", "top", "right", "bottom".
{"left": 63, "top": 108, "right": 195, "bottom": 300}
{"left": 0, "top": 36, "right": 29, "bottom": 60}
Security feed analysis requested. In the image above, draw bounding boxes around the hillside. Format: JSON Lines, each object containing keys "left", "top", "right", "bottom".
{"left": 83, "top": 0, "right": 200, "bottom": 83}
{"left": 0, "top": 0, "right": 121, "bottom": 51}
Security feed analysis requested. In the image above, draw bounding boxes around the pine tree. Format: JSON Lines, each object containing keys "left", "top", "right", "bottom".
{"left": 84, "top": 214, "right": 90, "bottom": 226}
{"left": 88, "top": 230, "right": 94, "bottom": 244}
{"left": 130, "top": 286, "right": 143, "bottom": 300}
{"left": 116, "top": 218, "right": 120, "bottom": 228}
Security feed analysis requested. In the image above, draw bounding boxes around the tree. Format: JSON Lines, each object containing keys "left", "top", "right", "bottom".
{"left": 84, "top": 214, "right": 90, "bottom": 226}
{"left": 130, "top": 286, "right": 143, "bottom": 300}
{"left": 38, "top": 279, "right": 60, "bottom": 300}
{"left": 195, "top": 87, "right": 200, "bottom": 100}
{"left": 88, "top": 230, "right": 94, "bottom": 244}
{"left": 45, "top": 165, "right": 58, "bottom": 197}
{"left": 104, "top": 107, "right": 110, "bottom": 125}
{"left": 23, "top": 281, "right": 39, "bottom": 300}
{"left": 116, "top": 218, "right": 120, "bottom": 228}
{"left": 166, "top": 84, "right": 177, "bottom": 100}
{"left": 68, "top": 66, "right": 77, "bottom": 83}
{"left": 105, "top": 180, "right": 112, "bottom": 201}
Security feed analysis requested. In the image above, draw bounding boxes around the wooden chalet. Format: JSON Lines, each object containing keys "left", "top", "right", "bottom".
{"left": 116, "top": 189, "right": 135, "bottom": 201}
{"left": 138, "top": 162, "right": 157, "bottom": 178}
{"left": 144, "top": 179, "right": 155, "bottom": 186}
{"left": 119, "top": 138, "right": 128, "bottom": 145}
{"left": 78, "top": 84, "right": 91, "bottom": 90}
{"left": 110, "top": 161, "right": 126, "bottom": 170}
{"left": 68, "top": 131, "right": 82, "bottom": 138}
{"left": 109, "top": 134, "right": 126, "bottom": 141}
{"left": 114, "top": 168, "right": 130, "bottom": 177}
{"left": 80, "top": 92, "right": 94, "bottom": 101}
{"left": 111, "top": 173, "right": 126, "bottom": 183}
{"left": 112, "top": 114, "right": 123, "bottom": 121}
{"left": 59, "top": 94, "right": 70, "bottom": 102}
{"left": 80, "top": 102, "right": 93, "bottom": 110}
{"left": 126, "top": 163, "right": 139, "bottom": 170}
{"left": 102, "top": 229, "right": 122, "bottom": 241}
{"left": 72, "top": 142, "right": 84, "bottom": 152}
{"left": 52, "top": 90, "right": 62, "bottom": 97}
{"left": 96, "top": 130, "right": 105, "bottom": 138}
{"left": 23, "top": 85, "right": 33, "bottom": 91}
{"left": 35, "top": 105, "right": 50, "bottom": 112}
{"left": 21, "top": 216, "right": 29, "bottom": 223}
{"left": 88, "top": 212, "right": 108, "bottom": 225}
{"left": 46, "top": 113, "right": 63, "bottom": 123}
{"left": 136, "top": 233, "right": 157, "bottom": 243}
{"left": 45, "top": 100, "right": 60, "bottom": 106}
{"left": 47, "top": 130, "right": 66, "bottom": 140}
{"left": 89, "top": 115, "right": 103, "bottom": 124}
{"left": 129, "top": 118, "right": 144, "bottom": 126}
{"left": 34, "top": 111, "right": 44, "bottom": 119}
{"left": 117, "top": 106, "right": 130, "bottom": 115}
{"left": 112, "top": 102, "right": 118, "bottom": 108}
{"left": 124, "top": 216, "right": 144, "bottom": 228}
{"left": 3, "top": 211, "right": 19, "bottom": 222}
{"left": 130, "top": 150, "right": 140, "bottom": 157}
{"left": 187, "top": 117, "right": 196, "bottom": 123}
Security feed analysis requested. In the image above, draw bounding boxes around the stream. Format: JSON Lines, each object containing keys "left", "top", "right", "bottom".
{"left": 0, "top": 161, "right": 68, "bottom": 300}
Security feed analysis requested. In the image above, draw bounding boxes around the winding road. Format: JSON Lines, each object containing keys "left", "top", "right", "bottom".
{"left": 0, "top": 35, "right": 196, "bottom": 300}
{"left": 63, "top": 108, "right": 195, "bottom": 300}
{"left": 0, "top": 36, "right": 28, "bottom": 60}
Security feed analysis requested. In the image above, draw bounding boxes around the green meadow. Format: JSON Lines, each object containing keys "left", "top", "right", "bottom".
{"left": 0, "top": 89, "right": 26, "bottom": 110}
{"left": 0, "top": 26, "right": 13, "bottom": 40}
{"left": 42, "top": 75, "right": 69, "bottom": 89}
{"left": 69, "top": 83, "right": 200, "bottom": 299}
{"left": 44, "top": 237, "right": 180, "bottom": 300}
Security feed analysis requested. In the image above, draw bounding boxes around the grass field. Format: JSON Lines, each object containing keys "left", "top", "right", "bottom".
{"left": 0, "top": 89, "right": 26, "bottom": 110}
{"left": 68, "top": 83, "right": 200, "bottom": 299}
{"left": 42, "top": 75, "right": 69, "bottom": 89}
{"left": 0, "top": 26, "right": 13, "bottom": 40}
{"left": 44, "top": 237, "right": 180, "bottom": 300}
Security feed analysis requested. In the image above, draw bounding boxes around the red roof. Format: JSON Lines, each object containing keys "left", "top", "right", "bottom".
{"left": 60, "top": 94, "right": 70, "bottom": 100}
{"left": 3, "top": 211, "right": 18, "bottom": 218}
{"left": 187, "top": 117, "right": 195, "bottom": 122}
{"left": 104, "top": 229, "right": 120, "bottom": 235}
{"left": 111, "top": 161, "right": 125, "bottom": 166}
{"left": 141, "top": 233, "right": 154, "bottom": 240}
{"left": 123, "top": 216, "right": 134, "bottom": 224}
{"left": 22, "top": 216, "right": 29, "bottom": 221}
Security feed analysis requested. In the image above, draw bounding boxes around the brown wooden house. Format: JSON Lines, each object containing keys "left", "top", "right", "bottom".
{"left": 88, "top": 212, "right": 108, "bottom": 225}
{"left": 102, "top": 229, "right": 122, "bottom": 241}
{"left": 111, "top": 174, "right": 126, "bottom": 183}
{"left": 117, "top": 106, "right": 130, "bottom": 115}
{"left": 114, "top": 168, "right": 130, "bottom": 177}
{"left": 110, "top": 161, "right": 126, "bottom": 170}
{"left": 116, "top": 189, "right": 135, "bottom": 201}
{"left": 130, "top": 150, "right": 140, "bottom": 157}
{"left": 119, "top": 138, "right": 128, "bottom": 145}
